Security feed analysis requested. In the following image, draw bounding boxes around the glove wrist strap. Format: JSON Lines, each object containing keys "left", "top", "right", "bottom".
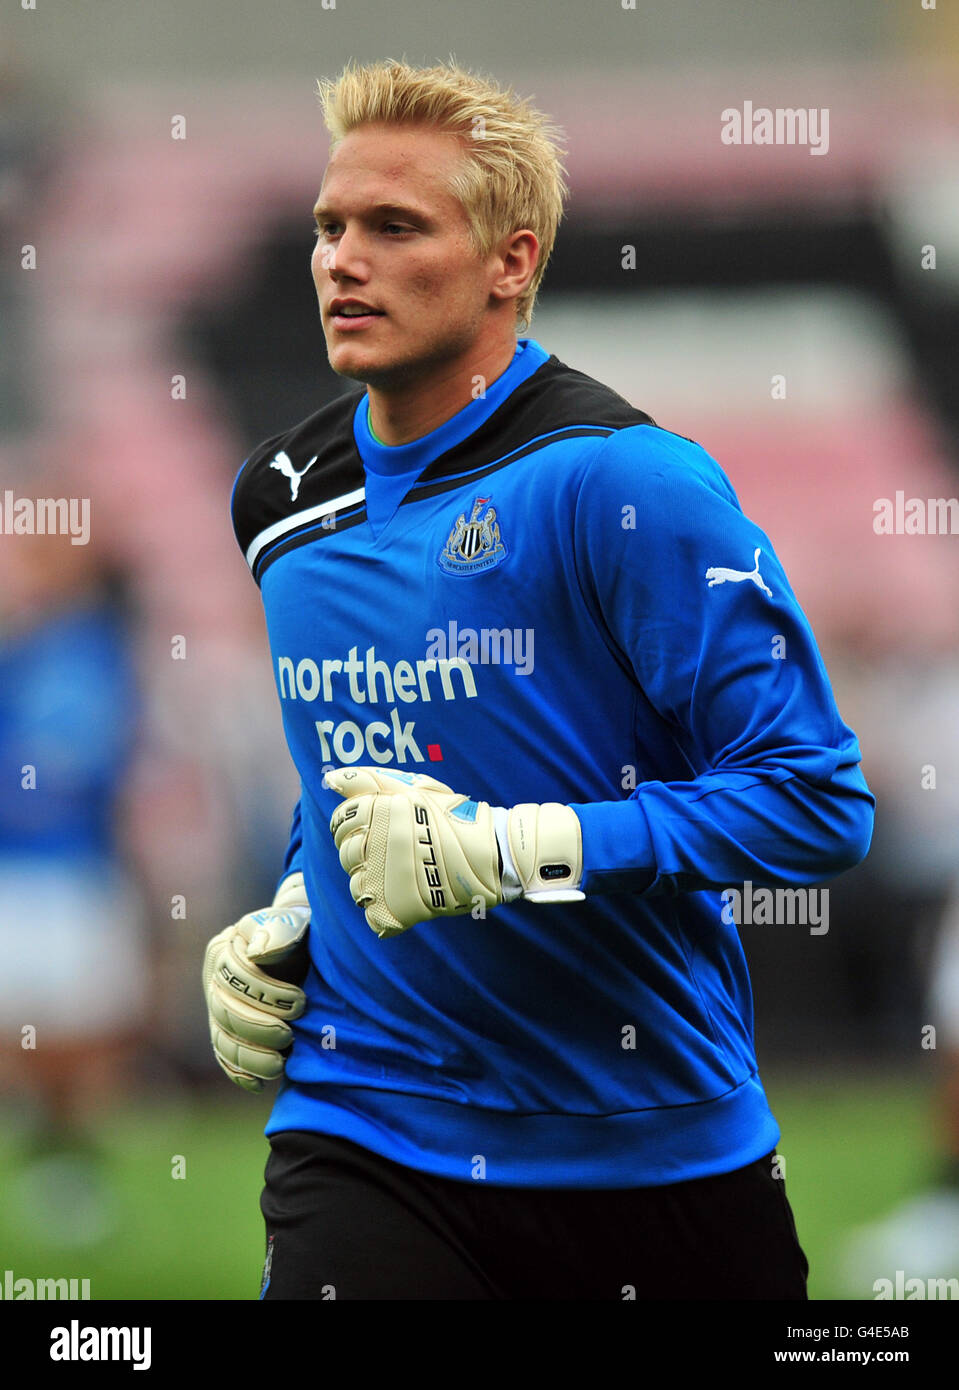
{"left": 502, "top": 804, "right": 586, "bottom": 904}
{"left": 273, "top": 872, "right": 309, "bottom": 911}
{"left": 492, "top": 807, "right": 523, "bottom": 902}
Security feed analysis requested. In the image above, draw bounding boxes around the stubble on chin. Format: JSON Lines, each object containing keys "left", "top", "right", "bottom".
{"left": 325, "top": 327, "right": 472, "bottom": 393}
{"left": 328, "top": 350, "right": 419, "bottom": 392}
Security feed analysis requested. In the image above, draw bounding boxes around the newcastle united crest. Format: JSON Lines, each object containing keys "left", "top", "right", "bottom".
{"left": 438, "top": 495, "right": 507, "bottom": 575}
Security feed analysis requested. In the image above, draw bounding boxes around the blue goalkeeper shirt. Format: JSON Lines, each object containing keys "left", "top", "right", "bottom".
{"left": 231, "top": 336, "right": 874, "bottom": 1187}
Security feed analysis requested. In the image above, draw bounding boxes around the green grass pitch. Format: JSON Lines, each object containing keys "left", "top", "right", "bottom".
{"left": 0, "top": 1070, "right": 937, "bottom": 1300}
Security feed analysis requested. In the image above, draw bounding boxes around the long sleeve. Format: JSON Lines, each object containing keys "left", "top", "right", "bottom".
{"left": 567, "top": 425, "right": 875, "bottom": 896}
{"left": 276, "top": 796, "right": 304, "bottom": 894}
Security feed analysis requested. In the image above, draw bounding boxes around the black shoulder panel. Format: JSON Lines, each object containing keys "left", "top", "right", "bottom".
{"left": 231, "top": 354, "right": 659, "bottom": 579}
{"left": 416, "top": 354, "right": 656, "bottom": 486}
{"left": 231, "top": 389, "right": 365, "bottom": 558}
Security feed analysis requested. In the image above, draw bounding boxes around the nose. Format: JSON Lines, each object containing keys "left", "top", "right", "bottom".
{"left": 325, "top": 223, "right": 370, "bottom": 284}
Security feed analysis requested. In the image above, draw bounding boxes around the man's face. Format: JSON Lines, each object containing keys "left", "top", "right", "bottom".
{"left": 312, "top": 123, "right": 504, "bottom": 388}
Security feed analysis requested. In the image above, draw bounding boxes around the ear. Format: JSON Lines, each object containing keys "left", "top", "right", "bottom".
{"left": 489, "top": 229, "right": 540, "bottom": 308}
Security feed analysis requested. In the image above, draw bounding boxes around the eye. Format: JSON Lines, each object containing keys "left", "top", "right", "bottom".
{"left": 313, "top": 222, "right": 340, "bottom": 239}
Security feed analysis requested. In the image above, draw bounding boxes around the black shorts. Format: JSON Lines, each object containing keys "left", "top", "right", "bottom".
{"left": 259, "top": 1130, "right": 809, "bottom": 1300}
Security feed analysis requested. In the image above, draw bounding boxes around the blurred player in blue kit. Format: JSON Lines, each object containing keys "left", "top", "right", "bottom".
{"left": 0, "top": 518, "right": 143, "bottom": 1244}
{"left": 203, "top": 59, "right": 874, "bottom": 1300}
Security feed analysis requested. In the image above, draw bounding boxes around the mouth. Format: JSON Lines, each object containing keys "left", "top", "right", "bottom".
{"left": 329, "top": 301, "right": 386, "bottom": 332}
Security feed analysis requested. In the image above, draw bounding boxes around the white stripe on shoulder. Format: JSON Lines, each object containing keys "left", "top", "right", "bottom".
{"left": 245, "top": 487, "right": 366, "bottom": 570}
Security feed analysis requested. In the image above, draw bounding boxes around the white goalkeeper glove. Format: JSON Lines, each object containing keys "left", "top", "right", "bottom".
{"left": 201, "top": 872, "right": 311, "bottom": 1091}
{"left": 327, "top": 767, "right": 584, "bottom": 938}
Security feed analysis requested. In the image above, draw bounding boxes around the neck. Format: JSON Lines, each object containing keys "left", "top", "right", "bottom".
{"left": 367, "top": 334, "right": 518, "bottom": 446}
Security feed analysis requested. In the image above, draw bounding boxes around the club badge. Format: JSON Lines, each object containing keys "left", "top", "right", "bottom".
{"left": 438, "top": 496, "right": 507, "bottom": 575}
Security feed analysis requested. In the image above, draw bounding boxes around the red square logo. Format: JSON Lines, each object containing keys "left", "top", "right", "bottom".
{"left": 427, "top": 744, "right": 443, "bottom": 761}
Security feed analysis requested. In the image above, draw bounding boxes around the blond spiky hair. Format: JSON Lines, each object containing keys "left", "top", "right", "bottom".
{"left": 316, "top": 59, "right": 568, "bottom": 329}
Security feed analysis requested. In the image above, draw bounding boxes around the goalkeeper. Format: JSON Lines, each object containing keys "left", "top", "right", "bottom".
{"left": 204, "top": 59, "right": 874, "bottom": 1300}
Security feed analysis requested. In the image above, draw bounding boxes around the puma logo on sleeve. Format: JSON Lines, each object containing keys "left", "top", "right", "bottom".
{"left": 704, "top": 547, "right": 773, "bottom": 599}
{"left": 270, "top": 450, "right": 319, "bottom": 502}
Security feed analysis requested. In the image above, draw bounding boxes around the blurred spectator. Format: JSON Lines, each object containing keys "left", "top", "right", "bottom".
{"left": 0, "top": 504, "right": 146, "bottom": 1244}
{"left": 839, "top": 878, "right": 959, "bottom": 1294}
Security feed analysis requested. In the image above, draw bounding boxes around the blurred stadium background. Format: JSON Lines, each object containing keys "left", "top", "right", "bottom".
{"left": 1, "top": 0, "right": 958, "bottom": 1301}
